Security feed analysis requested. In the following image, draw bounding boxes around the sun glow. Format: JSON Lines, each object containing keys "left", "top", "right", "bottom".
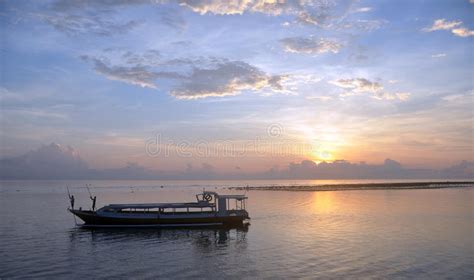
{"left": 311, "top": 149, "right": 334, "bottom": 163}
{"left": 297, "top": 124, "right": 345, "bottom": 163}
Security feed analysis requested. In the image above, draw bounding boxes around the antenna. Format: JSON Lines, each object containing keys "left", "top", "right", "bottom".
{"left": 86, "top": 183, "right": 92, "bottom": 197}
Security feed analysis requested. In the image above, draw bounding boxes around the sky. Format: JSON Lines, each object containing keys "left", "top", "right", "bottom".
{"left": 0, "top": 0, "right": 473, "bottom": 179}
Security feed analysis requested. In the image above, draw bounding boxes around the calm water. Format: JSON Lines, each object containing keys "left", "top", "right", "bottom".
{"left": 1, "top": 180, "right": 473, "bottom": 279}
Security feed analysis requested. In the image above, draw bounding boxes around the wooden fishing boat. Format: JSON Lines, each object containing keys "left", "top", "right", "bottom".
{"left": 68, "top": 191, "right": 249, "bottom": 228}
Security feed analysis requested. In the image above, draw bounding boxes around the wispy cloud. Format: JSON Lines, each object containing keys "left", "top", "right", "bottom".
{"left": 353, "top": 7, "right": 372, "bottom": 13}
{"left": 431, "top": 53, "right": 446, "bottom": 58}
{"left": 24, "top": 0, "right": 385, "bottom": 37}
{"left": 330, "top": 78, "right": 384, "bottom": 92}
{"left": 175, "top": 0, "right": 379, "bottom": 30}
{"left": 280, "top": 37, "right": 342, "bottom": 55}
{"left": 451, "top": 27, "right": 474, "bottom": 37}
{"left": 305, "top": 95, "right": 332, "bottom": 101}
{"left": 34, "top": 0, "right": 185, "bottom": 36}
{"left": 423, "top": 19, "right": 462, "bottom": 31}
{"left": 330, "top": 78, "right": 410, "bottom": 101}
{"left": 37, "top": 13, "right": 141, "bottom": 36}
{"left": 423, "top": 19, "right": 474, "bottom": 37}
{"left": 177, "top": 0, "right": 325, "bottom": 18}
{"left": 81, "top": 55, "right": 184, "bottom": 89}
{"left": 339, "top": 19, "right": 386, "bottom": 31}
{"left": 51, "top": 0, "right": 151, "bottom": 11}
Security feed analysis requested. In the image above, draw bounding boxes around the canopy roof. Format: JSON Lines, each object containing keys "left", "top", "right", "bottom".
{"left": 105, "top": 201, "right": 214, "bottom": 209}
{"left": 101, "top": 192, "right": 247, "bottom": 210}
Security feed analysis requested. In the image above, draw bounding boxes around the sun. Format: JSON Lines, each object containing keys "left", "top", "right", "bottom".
{"left": 309, "top": 147, "right": 335, "bottom": 163}
{"left": 295, "top": 124, "right": 343, "bottom": 163}
{"left": 317, "top": 150, "right": 334, "bottom": 161}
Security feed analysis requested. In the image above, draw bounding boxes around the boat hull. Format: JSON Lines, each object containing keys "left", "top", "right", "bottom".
{"left": 69, "top": 209, "right": 249, "bottom": 228}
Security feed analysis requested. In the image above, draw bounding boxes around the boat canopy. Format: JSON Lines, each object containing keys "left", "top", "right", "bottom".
{"left": 99, "top": 191, "right": 247, "bottom": 211}
{"left": 105, "top": 201, "right": 213, "bottom": 210}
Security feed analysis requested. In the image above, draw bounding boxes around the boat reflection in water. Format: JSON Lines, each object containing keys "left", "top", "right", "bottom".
{"left": 68, "top": 223, "right": 249, "bottom": 254}
{"left": 68, "top": 191, "right": 250, "bottom": 228}
{"left": 66, "top": 223, "right": 250, "bottom": 278}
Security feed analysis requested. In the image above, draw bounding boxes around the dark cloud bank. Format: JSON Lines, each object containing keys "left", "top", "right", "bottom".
{"left": 1, "top": 143, "right": 472, "bottom": 180}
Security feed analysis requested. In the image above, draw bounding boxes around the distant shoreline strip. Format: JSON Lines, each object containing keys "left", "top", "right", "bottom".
{"left": 229, "top": 181, "right": 474, "bottom": 192}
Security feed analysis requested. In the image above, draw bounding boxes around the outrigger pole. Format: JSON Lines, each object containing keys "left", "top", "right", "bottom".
{"left": 86, "top": 183, "right": 92, "bottom": 197}
{"left": 66, "top": 185, "right": 79, "bottom": 226}
{"left": 86, "top": 184, "right": 97, "bottom": 212}
{"left": 67, "top": 185, "right": 72, "bottom": 205}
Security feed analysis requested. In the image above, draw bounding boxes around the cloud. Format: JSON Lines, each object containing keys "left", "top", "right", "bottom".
{"left": 52, "top": 0, "right": 332, "bottom": 25}
{"left": 1, "top": 143, "right": 472, "bottom": 179}
{"left": 121, "top": 49, "right": 162, "bottom": 66}
{"left": 0, "top": 143, "right": 89, "bottom": 179}
{"left": 280, "top": 37, "right": 342, "bottom": 55}
{"left": 176, "top": 0, "right": 374, "bottom": 29}
{"left": 0, "top": 143, "right": 219, "bottom": 180}
{"left": 0, "top": 87, "right": 23, "bottom": 102}
{"left": 51, "top": 0, "right": 151, "bottom": 12}
{"left": 82, "top": 52, "right": 287, "bottom": 98}
{"left": 353, "top": 7, "right": 372, "bottom": 13}
{"left": 442, "top": 160, "right": 474, "bottom": 178}
{"left": 182, "top": 162, "right": 217, "bottom": 179}
{"left": 81, "top": 55, "right": 184, "bottom": 89}
{"left": 329, "top": 78, "right": 410, "bottom": 101}
{"left": 171, "top": 61, "right": 288, "bottom": 99}
{"left": 280, "top": 159, "right": 411, "bottom": 179}
{"left": 38, "top": 13, "right": 141, "bottom": 36}
{"left": 98, "top": 162, "right": 161, "bottom": 180}
{"left": 431, "top": 53, "right": 446, "bottom": 58}
{"left": 305, "top": 95, "right": 332, "bottom": 101}
{"left": 339, "top": 19, "right": 386, "bottom": 31}
{"left": 424, "top": 19, "right": 462, "bottom": 31}
{"left": 330, "top": 78, "right": 383, "bottom": 92}
{"left": 374, "top": 92, "right": 410, "bottom": 101}
{"left": 176, "top": 0, "right": 313, "bottom": 16}
{"left": 260, "top": 158, "right": 473, "bottom": 179}
{"left": 0, "top": 143, "right": 163, "bottom": 180}
{"left": 295, "top": 10, "right": 331, "bottom": 26}
{"left": 157, "top": 8, "right": 187, "bottom": 29}
{"left": 423, "top": 19, "right": 473, "bottom": 37}
{"left": 36, "top": 0, "right": 181, "bottom": 36}
{"left": 35, "top": 0, "right": 381, "bottom": 35}
{"left": 451, "top": 27, "right": 474, "bottom": 37}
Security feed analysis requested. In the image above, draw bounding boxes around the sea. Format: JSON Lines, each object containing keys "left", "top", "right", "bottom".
{"left": 0, "top": 179, "right": 473, "bottom": 279}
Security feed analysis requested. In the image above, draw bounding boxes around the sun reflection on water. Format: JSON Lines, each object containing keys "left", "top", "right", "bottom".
{"left": 310, "top": 191, "right": 339, "bottom": 214}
